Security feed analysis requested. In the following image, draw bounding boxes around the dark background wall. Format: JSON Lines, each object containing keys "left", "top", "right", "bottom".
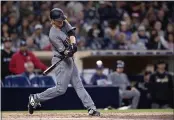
{"left": 1, "top": 87, "right": 119, "bottom": 111}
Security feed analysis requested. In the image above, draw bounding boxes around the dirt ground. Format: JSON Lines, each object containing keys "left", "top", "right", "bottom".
{"left": 2, "top": 111, "right": 174, "bottom": 120}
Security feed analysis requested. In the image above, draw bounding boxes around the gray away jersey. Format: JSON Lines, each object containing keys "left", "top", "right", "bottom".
{"left": 49, "top": 20, "right": 76, "bottom": 56}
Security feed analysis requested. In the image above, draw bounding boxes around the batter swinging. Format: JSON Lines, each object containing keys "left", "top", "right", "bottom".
{"left": 28, "top": 8, "right": 100, "bottom": 116}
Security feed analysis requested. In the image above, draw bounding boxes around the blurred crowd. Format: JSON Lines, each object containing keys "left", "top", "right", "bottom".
{"left": 1, "top": 1, "right": 174, "bottom": 51}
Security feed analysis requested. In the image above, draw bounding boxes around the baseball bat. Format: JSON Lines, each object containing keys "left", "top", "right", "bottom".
{"left": 43, "top": 57, "right": 66, "bottom": 75}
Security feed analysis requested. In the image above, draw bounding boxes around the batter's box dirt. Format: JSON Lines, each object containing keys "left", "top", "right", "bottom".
{"left": 2, "top": 111, "right": 174, "bottom": 120}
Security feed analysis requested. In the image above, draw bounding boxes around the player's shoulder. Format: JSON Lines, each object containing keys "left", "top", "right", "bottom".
{"left": 49, "top": 26, "right": 62, "bottom": 38}
{"left": 165, "top": 72, "right": 173, "bottom": 77}
{"left": 121, "top": 73, "right": 128, "bottom": 77}
{"left": 49, "top": 26, "right": 55, "bottom": 35}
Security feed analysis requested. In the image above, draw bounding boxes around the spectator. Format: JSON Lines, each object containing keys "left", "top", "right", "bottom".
{"left": 131, "top": 13, "right": 141, "bottom": 32}
{"left": 2, "top": 3, "right": 9, "bottom": 24}
{"left": 19, "top": 1, "right": 33, "bottom": 18}
{"left": 10, "top": 30, "right": 21, "bottom": 52}
{"left": 146, "top": 6, "right": 157, "bottom": 29}
{"left": 122, "top": 12, "right": 132, "bottom": 29}
{"left": 167, "top": 34, "right": 174, "bottom": 51}
{"left": 108, "top": 60, "right": 140, "bottom": 109}
{"left": 156, "top": 8, "right": 168, "bottom": 29}
{"left": 21, "top": 61, "right": 43, "bottom": 87}
{"left": 8, "top": 14, "right": 18, "bottom": 34}
{"left": 83, "top": 1, "right": 97, "bottom": 24}
{"left": 1, "top": 37, "right": 14, "bottom": 80}
{"left": 67, "top": 1, "right": 84, "bottom": 16}
{"left": 119, "top": 21, "right": 132, "bottom": 41}
{"left": 9, "top": 40, "right": 47, "bottom": 74}
{"left": 135, "top": 71, "right": 152, "bottom": 108}
{"left": 148, "top": 29, "right": 166, "bottom": 50}
{"left": 141, "top": 18, "right": 150, "bottom": 31}
{"left": 22, "top": 61, "right": 36, "bottom": 80}
{"left": 154, "top": 21, "right": 164, "bottom": 36}
{"left": 87, "top": 22, "right": 104, "bottom": 49}
{"left": 77, "top": 37, "right": 86, "bottom": 51}
{"left": 115, "top": 2, "right": 127, "bottom": 22}
{"left": 158, "top": 35, "right": 174, "bottom": 51}
{"left": 166, "top": 23, "right": 173, "bottom": 35}
{"left": 128, "top": 33, "right": 147, "bottom": 50}
{"left": 98, "top": 1, "right": 111, "bottom": 24}
{"left": 148, "top": 60, "right": 173, "bottom": 108}
{"left": 104, "top": 19, "right": 118, "bottom": 49}
{"left": 2, "top": 24, "right": 9, "bottom": 38}
{"left": 26, "top": 37, "right": 39, "bottom": 51}
{"left": 137, "top": 25, "right": 149, "bottom": 46}
{"left": 32, "top": 24, "right": 50, "bottom": 50}
{"left": 116, "top": 33, "right": 128, "bottom": 50}
{"left": 90, "top": 60, "right": 108, "bottom": 85}
{"left": 43, "top": 20, "right": 51, "bottom": 35}
{"left": 17, "top": 18, "right": 32, "bottom": 37}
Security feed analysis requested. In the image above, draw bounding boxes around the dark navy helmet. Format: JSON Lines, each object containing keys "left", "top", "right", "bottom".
{"left": 50, "top": 8, "right": 67, "bottom": 21}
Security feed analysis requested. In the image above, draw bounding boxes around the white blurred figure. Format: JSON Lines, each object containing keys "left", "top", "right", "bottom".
{"left": 32, "top": 24, "right": 50, "bottom": 50}
{"left": 128, "top": 33, "right": 147, "bottom": 50}
{"left": 90, "top": 60, "right": 109, "bottom": 86}
{"left": 22, "top": 61, "right": 36, "bottom": 80}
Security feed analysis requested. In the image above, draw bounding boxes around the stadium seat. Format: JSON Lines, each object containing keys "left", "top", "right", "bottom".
{"left": 39, "top": 76, "right": 55, "bottom": 87}
{"left": 30, "top": 76, "right": 44, "bottom": 87}
{"left": 4, "top": 75, "right": 30, "bottom": 87}
{"left": 3, "top": 76, "right": 12, "bottom": 87}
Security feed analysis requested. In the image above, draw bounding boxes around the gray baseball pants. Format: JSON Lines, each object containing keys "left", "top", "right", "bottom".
{"left": 34, "top": 57, "right": 96, "bottom": 110}
{"left": 119, "top": 88, "right": 140, "bottom": 108}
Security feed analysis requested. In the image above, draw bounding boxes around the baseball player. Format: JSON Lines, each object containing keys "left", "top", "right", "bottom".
{"left": 28, "top": 8, "right": 100, "bottom": 116}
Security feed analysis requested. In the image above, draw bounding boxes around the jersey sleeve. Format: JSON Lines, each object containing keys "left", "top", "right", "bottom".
{"left": 49, "top": 32, "right": 66, "bottom": 53}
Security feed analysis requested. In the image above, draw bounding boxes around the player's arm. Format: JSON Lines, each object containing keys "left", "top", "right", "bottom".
{"left": 68, "top": 31, "right": 77, "bottom": 52}
{"left": 64, "top": 20, "right": 77, "bottom": 56}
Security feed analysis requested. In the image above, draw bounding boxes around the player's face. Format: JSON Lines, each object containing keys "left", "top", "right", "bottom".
{"left": 116, "top": 68, "right": 124, "bottom": 73}
{"left": 157, "top": 64, "right": 166, "bottom": 71}
{"left": 53, "top": 20, "right": 64, "bottom": 28}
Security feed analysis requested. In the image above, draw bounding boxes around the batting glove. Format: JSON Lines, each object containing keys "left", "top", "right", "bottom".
{"left": 64, "top": 49, "right": 74, "bottom": 57}
{"left": 70, "top": 43, "right": 77, "bottom": 53}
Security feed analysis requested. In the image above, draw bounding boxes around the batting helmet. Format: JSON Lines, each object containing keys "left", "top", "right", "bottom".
{"left": 50, "top": 8, "right": 67, "bottom": 21}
